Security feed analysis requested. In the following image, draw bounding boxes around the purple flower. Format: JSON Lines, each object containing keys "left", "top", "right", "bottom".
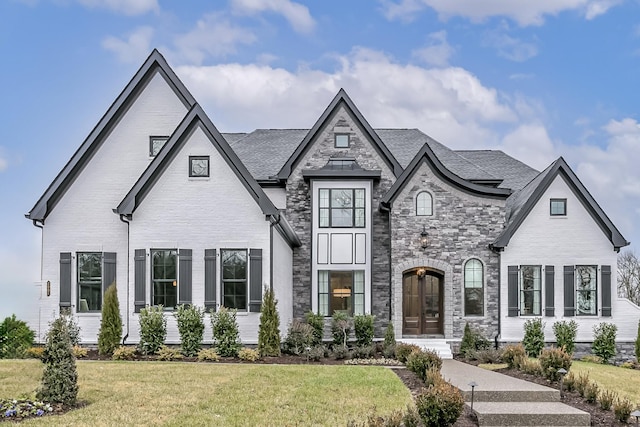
{"left": 36, "top": 409, "right": 44, "bottom": 416}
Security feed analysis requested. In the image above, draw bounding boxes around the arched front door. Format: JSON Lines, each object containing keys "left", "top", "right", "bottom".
{"left": 402, "top": 268, "right": 444, "bottom": 335}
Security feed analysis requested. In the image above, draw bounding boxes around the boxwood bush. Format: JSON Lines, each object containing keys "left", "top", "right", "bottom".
{"left": 211, "top": 307, "right": 241, "bottom": 357}
{"left": 0, "top": 314, "right": 35, "bottom": 359}
{"left": 138, "top": 305, "right": 167, "bottom": 355}
{"left": 174, "top": 304, "right": 205, "bottom": 357}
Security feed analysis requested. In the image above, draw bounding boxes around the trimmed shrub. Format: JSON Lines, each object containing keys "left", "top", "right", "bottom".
{"left": 592, "top": 322, "right": 617, "bottom": 364}
{"left": 539, "top": 347, "right": 572, "bottom": 381}
{"left": 37, "top": 315, "right": 78, "bottom": 406}
{"left": 614, "top": 397, "right": 633, "bottom": 423}
{"left": 174, "top": 304, "right": 205, "bottom": 357}
{"left": 414, "top": 381, "right": 464, "bottom": 427}
{"left": 211, "top": 307, "right": 242, "bottom": 357}
{"left": 383, "top": 323, "right": 396, "bottom": 356}
{"left": 72, "top": 346, "right": 87, "bottom": 358}
{"left": 552, "top": 320, "right": 578, "bottom": 355}
{"left": 521, "top": 358, "right": 542, "bottom": 376}
{"left": 396, "top": 343, "right": 420, "bottom": 364}
{"left": 62, "top": 313, "right": 81, "bottom": 347}
{"left": 459, "top": 322, "right": 491, "bottom": 358}
{"left": 112, "top": 346, "right": 136, "bottom": 361}
{"left": 283, "top": 319, "right": 314, "bottom": 355}
{"left": 332, "top": 344, "right": 350, "bottom": 360}
{"left": 331, "top": 312, "right": 352, "bottom": 347}
{"left": 258, "top": 288, "right": 281, "bottom": 357}
{"left": 352, "top": 345, "right": 375, "bottom": 359}
{"left": 97, "top": 282, "right": 122, "bottom": 356}
{"left": 599, "top": 389, "right": 617, "bottom": 411}
{"left": 0, "top": 314, "right": 35, "bottom": 359}
{"left": 238, "top": 348, "right": 260, "bottom": 362}
{"left": 406, "top": 349, "right": 442, "bottom": 382}
{"left": 354, "top": 314, "right": 375, "bottom": 347}
{"left": 502, "top": 343, "right": 526, "bottom": 369}
{"left": 584, "top": 381, "right": 598, "bottom": 403}
{"left": 197, "top": 348, "right": 220, "bottom": 362}
{"left": 305, "top": 311, "right": 324, "bottom": 346}
{"left": 138, "top": 305, "right": 167, "bottom": 355}
{"left": 157, "top": 345, "right": 183, "bottom": 361}
{"left": 522, "top": 318, "right": 545, "bottom": 358}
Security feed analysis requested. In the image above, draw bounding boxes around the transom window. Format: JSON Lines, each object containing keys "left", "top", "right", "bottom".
{"left": 318, "top": 270, "right": 364, "bottom": 316}
{"left": 319, "top": 188, "right": 365, "bottom": 228}
{"left": 576, "top": 265, "right": 597, "bottom": 315}
{"left": 335, "top": 134, "right": 350, "bottom": 148}
{"left": 464, "top": 259, "right": 483, "bottom": 316}
{"left": 416, "top": 192, "right": 433, "bottom": 216}
{"left": 550, "top": 198, "right": 567, "bottom": 216}
{"left": 520, "top": 265, "right": 541, "bottom": 316}
{"left": 149, "top": 136, "right": 169, "bottom": 157}
{"left": 222, "top": 249, "right": 248, "bottom": 310}
{"left": 151, "top": 249, "right": 177, "bottom": 309}
{"left": 77, "top": 252, "right": 102, "bottom": 312}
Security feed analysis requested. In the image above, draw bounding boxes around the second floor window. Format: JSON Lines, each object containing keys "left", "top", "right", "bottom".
{"left": 319, "top": 188, "right": 365, "bottom": 228}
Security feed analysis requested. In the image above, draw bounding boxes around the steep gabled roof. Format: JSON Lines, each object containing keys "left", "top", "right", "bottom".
{"left": 26, "top": 49, "right": 196, "bottom": 222}
{"left": 380, "top": 143, "right": 512, "bottom": 209}
{"left": 492, "top": 157, "right": 629, "bottom": 250}
{"left": 276, "top": 89, "right": 403, "bottom": 180}
{"left": 115, "top": 104, "right": 279, "bottom": 218}
{"left": 455, "top": 149, "right": 539, "bottom": 190}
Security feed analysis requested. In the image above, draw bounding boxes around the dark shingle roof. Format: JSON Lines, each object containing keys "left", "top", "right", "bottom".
{"left": 456, "top": 150, "right": 539, "bottom": 191}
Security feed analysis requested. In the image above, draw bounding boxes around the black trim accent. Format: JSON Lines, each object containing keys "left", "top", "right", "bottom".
{"left": 103, "top": 252, "right": 117, "bottom": 293}
{"left": 601, "top": 265, "right": 612, "bottom": 317}
{"left": 507, "top": 265, "right": 518, "bottom": 317}
{"left": 550, "top": 198, "right": 567, "bottom": 216}
{"left": 149, "top": 135, "right": 169, "bottom": 157}
{"left": 249, "top": 249, "right": 263, "bottom": 312}
{"left": 178, "top": 249, "right": 192, "bottom": 305}
{"left": 59, "top": 252, "right": 72, "bottom": 308}
{"left": 545, "top": 265, "right": 554, "bottom": 317}
{"left": 334, "top": 133, "right": 350, "bottom": 148}
{"left": 134, "top": 249, "right": 146, "bottom": 313}
{"left": 564, "top": 265, "right": 575, "bottom": 317}
{"left": 204, "top": 249, "right": 217, "bottom": 311}
{"left": 188, "top": 156, "right": 210, "bottom": 177}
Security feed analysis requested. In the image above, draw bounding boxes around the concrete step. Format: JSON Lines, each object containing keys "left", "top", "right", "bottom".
{"left": 397, "top": 338, "right": 453, "bottom": 359}
{"left": 471, "top": 401, "right": 590, "bottom": 426}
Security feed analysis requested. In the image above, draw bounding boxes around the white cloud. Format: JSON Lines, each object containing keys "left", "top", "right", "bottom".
{"left": 411, "top": 30, "right": 454, "bottom": 67}
{"left": 174, "top": 13, "right": 256, "bottom": 64}
{"left": 102, "top": 26, "right": 154, "bottom": 64}
{"left": 483, "top": 22, "right": 539, "bottom": 62}
{"left": 76, "top": 0, "right": 158, "bottom": 15}
{"left": 381, "top": 0, "right": 621, "bottom": 26}
{"left": 500, "top": 123, "right": 558, "bottom": 169}
{"left": 0, "top": 156, "right": 7, "bottom": 172}
{"left": 231, "top": 0, "right": 316, "bottom": 34}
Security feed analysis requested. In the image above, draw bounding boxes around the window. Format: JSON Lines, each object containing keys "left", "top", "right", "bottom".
{"left": 318, "top": 270, "right": 364, "bottom": 316}
{"left": 222, "top": 249, "right": 248, "bottom": 310}
{"left": 149, "top": 136, "right": 169, "bottom": 157}
{"left": 151, "top": 249, "right": 177, "bottom": 309}
{"left": 550, "top": 198, "right": 567, "bottom": 216}
{"left": 576, "top": 265, "right": 597, "bottom": 315}
{"left": 319, "top": 188, "right": 365, "bottom": 228}
{"left": 77, "top": 252, "right": 102, "bottom": 312}
{"left": 464, "top": 259, "right": 483, "bottom": 316}
{"left": 189, "top": 156, "right": 210, "bottom": 177}
{"left": 520, "top": 265, "right": 541, "bottom": 315}
{"left": 416, "top": 192, "right": 433, "bottom": 216}
{"left": 335, "top": 134, "right": 350, "bottom": 148}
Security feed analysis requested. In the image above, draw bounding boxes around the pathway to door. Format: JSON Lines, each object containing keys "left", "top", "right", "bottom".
{"left": 402, "top": 268, "right": 443, "bottom": 336}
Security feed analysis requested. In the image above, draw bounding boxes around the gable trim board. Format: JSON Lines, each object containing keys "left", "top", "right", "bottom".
{"left": 492, "top": 157, "right": 629, "bottom": 251}
{"left": 26, "top": 49, "right": 196, "bottom": 223}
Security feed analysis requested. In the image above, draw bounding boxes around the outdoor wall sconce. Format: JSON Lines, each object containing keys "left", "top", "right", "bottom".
{"left": 419, "top": 225, "right": 429, "bottom": 249}
{"left": 46, "top": 280, "right": 51, "bottom": 297}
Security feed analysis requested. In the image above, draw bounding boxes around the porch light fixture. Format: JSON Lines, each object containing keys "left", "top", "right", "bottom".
{"left": 419, "top": 225, "right": 429, "bottom": 249}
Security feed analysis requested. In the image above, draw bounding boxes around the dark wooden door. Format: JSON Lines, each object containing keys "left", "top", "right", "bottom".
{"left": 402, "top": 270, "right": 443, "bottom": 335}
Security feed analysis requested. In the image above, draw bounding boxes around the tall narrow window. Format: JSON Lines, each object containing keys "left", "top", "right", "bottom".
{"left": 464, "top": 259, "right": 483, "bottom": 316}
{"left": 520, "top": 265, "right": 541, "bottom": 316}
{"left": 576, "top": 265, "right": 597, "bottom": 315}
{"left": 318, "top": 270, "right": 365, "bottom": 316}
{"left": 77, "top": 252, "right": 102, "bottom": 312}
{"left": 416, "top": 192, "right": 433, "bottom": 216}
{"left": 152, "top": 249, "right": 177, "bottom": 309}
{"left": 222, "top": 249, "right": 248, "bottom": 310}
{"left": 318, "top": 188, "right": 365, "bottom": 228}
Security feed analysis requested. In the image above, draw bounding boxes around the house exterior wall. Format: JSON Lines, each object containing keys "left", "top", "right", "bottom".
{"left": 37, "top": 72, "right": 189, "bottom": 343}
{"left": 272, "top": 228, "right": 294, "bottom": 334}
{"left": 389, "top": 162, "right": 506, "bottom": 340}
{"left": 500, "top": 174, "right": 640, "bottom": 342}
{"left": 127, "top": 125, "right": 272, "bottom": 344}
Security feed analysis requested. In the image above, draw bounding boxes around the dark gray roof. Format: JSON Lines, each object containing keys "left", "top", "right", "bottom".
{"left": 456, "top": 150, "right": 539, "bottom": 190}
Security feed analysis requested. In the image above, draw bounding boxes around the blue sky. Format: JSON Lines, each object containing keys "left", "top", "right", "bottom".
{"left": 1, "top": 0, "right": 639, "bottom": 321}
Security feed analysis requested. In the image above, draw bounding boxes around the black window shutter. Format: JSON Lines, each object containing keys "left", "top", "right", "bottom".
{"left": 507, "top": 265, "right": 519, "bottom": 317}
{"left": 249, "top": 249, "right": 263, "bottom": 312}
{"left": 178, "top": 249, "right": 193, "bottom": 305}
{"left": 601, "top": 265, "right": 612, "bottom": 317}
{"left": 545, "top": 265, "right": 554, "bottom": 317}
{"left": 59, "top": 252, "right": 72, "bottom": 309}
{"left": 204, "top": 249, "right": 217, "bottom": 311}
{"left": 134, "top": 249, "right": 146, "bottom": 313}
{"left": 103, "top": 252, "right": 117, "bottom": 294}
{"left": 564, "top": 265, "right": 575, "bottom": 317}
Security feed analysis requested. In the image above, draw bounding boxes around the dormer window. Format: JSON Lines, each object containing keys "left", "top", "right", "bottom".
{"left": 550, "top": 199, "right": 567, "bottom": 216}
{"left": 149, "top": 136, "right": 169, "bottom": 157}
{"left": 335, "top": 134, "right": 350, "bottom": 148}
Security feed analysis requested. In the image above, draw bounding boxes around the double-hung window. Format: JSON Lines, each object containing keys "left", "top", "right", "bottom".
{"left": 319, "top": 188, "right": 365, "bottom": 228}
{"left": 520, "top": 265, "right": 541, "bottom": 316}
{"left": 77, "top": 252, "right": 102, "bottom": 312}
{"left": 576, "top": 265, "right": 597, "bottom": 315}
{"left": 151, "top": 249, "right": 177, "bottom": 309}
{"left": 318, "top": 270, "right": 364, "bottom": 316}
{"left": 222, "top": 249, "right": 248, "bottom": 310}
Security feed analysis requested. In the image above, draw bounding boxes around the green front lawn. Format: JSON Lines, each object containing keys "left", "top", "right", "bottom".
{"left": 570, "top": 361, "right": 640, "bottom": 403}
{"left": 0, "top": 360, "right": 411, "bottom": 426}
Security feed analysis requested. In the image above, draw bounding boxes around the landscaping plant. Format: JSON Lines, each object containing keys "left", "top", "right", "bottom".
{"left": 62, "top": 312, "right": 81, "bottom": 347}
{"left": 238, "top": 348, "right": 260, "bottom": 362}
{"left": 635, "top": 319, "right": 640, "bottom": 363}
{"left": 501, "top": 343, "right": 526, "bottom": 369}
{"left": 395, "top": 343, "right": 420, "bottom": 364}
{"left": 258, "top": 287, "right": 281, "bottom": 356}
{"left": 599, "top": 389, "right": 617, "bottom": 411}
{"left": 414, "top": 380, "right": 464, "bottom": 427}
{"left": 138, "top": 305, "right": 167, "bottom": 355}
{"left": 305, "top": 311, "right": 324, "bottom": 346}
{"left": 197, "top": 348, "right": 220, "bottom": 362}
{"left": 406, "top": 349, "right": 442, "bottom": 382}
{"left": 98, "top": 282, "right": 122, "bottom": 356}
{"left": 157, "top": 345, "right": 184, "bottom": 361}
{"left": 522, "top": 317, "right": 545, "bottom": 358}
{"left": 552, "top": 319, "right": 578, "bottom": 355}
{"left": 459, "top": 322, "right": 491, "bottom": 359}
{"left": 539, "top": 347, "right": 572, "bottom": 381}
{"left": 112, "top": 346, "right": 136, "bottom": 361}
{"left": 37, "top": 314, "right": 78, "bottom": 406}
{"left": 614, "top": 397, "right": 633, "bottom": 423}
{"left": 211, "top": 306, "right": 241, "bottom": 357}
{"left": 383, "top": 323, "right": 396, "bottom": 358}
{"left": 174, "top": 304, "right": 205, "bottom": 356}
{"left": 592, "top": 322, "right": 617, "bottom": 364}
{"left": 0, "top": 314, "right": 35, "bottom": 359}
{"left": 283, "top": 319, "right": 314, "bottom": 355}
{"left": 331, "top": 312, "right": 352, "bottom": 347}
{"left": 354, "top": 314, "right": 375, "bottom": 347}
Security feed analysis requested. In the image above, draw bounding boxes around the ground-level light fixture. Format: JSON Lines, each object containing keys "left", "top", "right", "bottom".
{"left": 468, "top": 381, "right": 478, "bottom": 411}
{"left": 557, "top": 368, "right": 567, "bottom": 399}
{"left": 419, "top": 225, "right": 429, "bottom": 249}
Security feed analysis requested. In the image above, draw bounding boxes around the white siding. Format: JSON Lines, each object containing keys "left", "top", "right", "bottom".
{"left": 272, "top": 229, "right": 294, "bottom": 334}
{"left": 500, "top": 174, "right": 639, "bottom": 341}
{"left": 263, "top": 187, "right": 287, "bottom": 210}
{"left": 37, "top": 72, "right": 189, "bottom": 343}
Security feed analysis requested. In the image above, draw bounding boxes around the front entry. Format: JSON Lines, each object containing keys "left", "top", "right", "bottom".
{"left": 402, "top": 268, "right": 444, "bottom": 335}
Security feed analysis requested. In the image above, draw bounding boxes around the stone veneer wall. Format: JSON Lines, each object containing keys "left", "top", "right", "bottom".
{"left": 285, "top": 105, "right": 395, "bottom": 335}
{"left": 390, "top": 162, "right": 506, "bottom": 340}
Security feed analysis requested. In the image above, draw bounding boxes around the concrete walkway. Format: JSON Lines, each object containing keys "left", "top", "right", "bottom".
{"left": 441, "top": 360, "right": 590, "bottom": 426}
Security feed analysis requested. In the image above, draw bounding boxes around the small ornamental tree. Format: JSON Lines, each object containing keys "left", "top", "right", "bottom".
{"left": 174, "top": 304, "right": 205, "bottom": 356}
{"left": 0, "top": 314, "right": 35, "bottom": 359}
{"left": 37, "top": 314, "right": 78, "bottom": 406}
{"left": 592, "top": 322, "right": 617, "bottom": 364}
{"left": 523, "top": 318, "right": 545, "bottom": 358}
{"left": 258, "top": 287, "right": 281, "bottom": 357}
{"left": 98, "top": 282, "right": 122, "bottom": 356}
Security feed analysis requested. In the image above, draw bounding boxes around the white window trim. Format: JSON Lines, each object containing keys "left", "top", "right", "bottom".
{"left": 415, "top": 191, "right": 434, "bottom": 217}
{"left": 461, "top": 257, "right": 486, "bottom": 318}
